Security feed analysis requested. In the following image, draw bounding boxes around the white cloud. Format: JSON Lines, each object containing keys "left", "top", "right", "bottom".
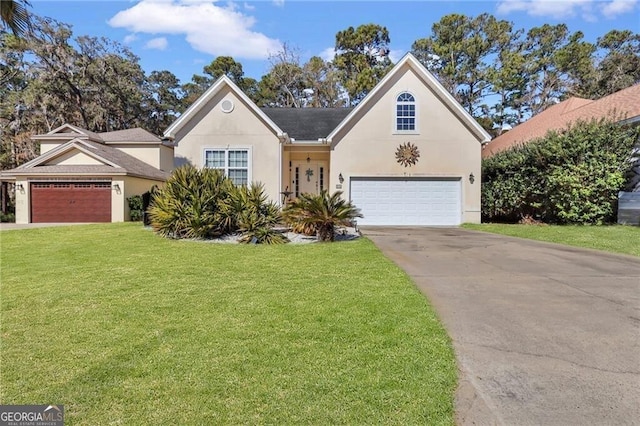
{"left": 273, "top": 0, "right": 285, "bottom": 7}
{"left": 109, "top": 0, "right": 281, "bottom": 59}
{"left": 243, "top": 2, "right": 255, "bottom": 11}
{"left": 496, "top": 0, "right": 592, "bottom": 19}
{"left": 388, "top": 49, "right": 404, "bottom": 64}
{"left": 146, "top": 37, "right": 168, "bottom": 50}
{"left": 602, "top": 0, "right": 638, "bottom": 17}
{"left": 496, "top": 0, "right": 636, "bottom": 19}
{"left": 319, "top": 47, "right": 336, "bottom": 62}
{"left": 123, "top": 34, "right": 137, "bottom": 44}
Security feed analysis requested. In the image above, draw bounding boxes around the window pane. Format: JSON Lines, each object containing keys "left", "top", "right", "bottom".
{"left": 396, "top": 93, "right": 416, "bottom": 131}
{"left": 205, "top": 150, "right": 225, "bottom": 168}
{"left": 397, "top": 92, "right": 415, "bottom": 102}
{"left": 228, "top": 169, "right": 248, "bottom": 186}
{"left": 228, "top": 150, "right": 248, "bottom": 168}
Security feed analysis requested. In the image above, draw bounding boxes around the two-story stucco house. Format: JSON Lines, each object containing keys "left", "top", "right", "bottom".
{"left": 165, "top": 53, "right": 490, "bottom": 226}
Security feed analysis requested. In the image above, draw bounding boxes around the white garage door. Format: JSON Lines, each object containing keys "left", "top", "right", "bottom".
{"left": 350, "top": 178, "right": 462, "bottom": 226}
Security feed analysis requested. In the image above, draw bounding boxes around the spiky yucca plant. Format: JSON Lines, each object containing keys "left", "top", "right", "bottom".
{"left": 230, "top": 183, "right": 287, "bottom": 244}
{"left": 148, "top": 166, "right": 233, "bottom": 239}
{"left": 283, "top": 190, "right": 362, "bottom": 242}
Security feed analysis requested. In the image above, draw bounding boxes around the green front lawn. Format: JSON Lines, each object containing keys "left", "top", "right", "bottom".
{"left": 1, "top": 224, "right": 456, "bottom": 425}
{"left": 463, "top": 223, "right": 640, "bottom": 257}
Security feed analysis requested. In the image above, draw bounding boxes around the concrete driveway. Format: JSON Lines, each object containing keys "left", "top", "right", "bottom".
{"left": 363, "top": 227, "right": 640, "bottom": 426}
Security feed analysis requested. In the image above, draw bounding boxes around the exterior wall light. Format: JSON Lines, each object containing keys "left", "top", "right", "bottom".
{"left": 338, "top": 173, "right": 344, "bottom": 184}
{"left": 469, "top": 173, "right": 475, "bottom": 184}
{"left": 16, "top": 183, "right": 24, "bottom": 191}
{"left": 113, "top": 183, "right": 121, "bottom": 192}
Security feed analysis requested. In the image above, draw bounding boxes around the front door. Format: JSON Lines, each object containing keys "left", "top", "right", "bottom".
{"left": 292, "top": 162, "right": 327, "bottom": 197}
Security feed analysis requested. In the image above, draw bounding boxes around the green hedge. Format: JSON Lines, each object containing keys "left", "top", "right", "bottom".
{"left": 482, "top": 118, "right": 640, "bottom": 224}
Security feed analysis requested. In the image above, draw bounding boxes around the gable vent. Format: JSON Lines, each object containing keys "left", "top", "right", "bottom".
{"left": 220, "top": 99, "right": 234, "bottom": 113}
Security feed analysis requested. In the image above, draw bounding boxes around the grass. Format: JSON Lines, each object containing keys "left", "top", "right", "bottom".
{"left": 463, "top": 223, "right": 640, "bottom": 257}
{"left": 0, "top": 223, "right": 456, "bottom": 425}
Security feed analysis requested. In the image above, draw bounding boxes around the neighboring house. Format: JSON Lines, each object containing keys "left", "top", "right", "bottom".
{"left": 165, "top": 53, "right": 491, "bottom": 226}
{"left": 482, "top": 84, "right": 640, "bottom": 160}
{"left": 0, "top": 124, "right": 173, "bottom": 223}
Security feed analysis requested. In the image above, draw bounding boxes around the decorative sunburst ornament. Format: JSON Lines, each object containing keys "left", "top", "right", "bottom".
{"left": 395, "top": 142, "right": 420, "bottom": 167}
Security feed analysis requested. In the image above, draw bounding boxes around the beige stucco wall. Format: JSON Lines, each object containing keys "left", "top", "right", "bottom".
{"left": 39, "top": 142, "right": 60, "bottom": 155}
{"left": 14, "top": 180, "right": 29, "bottom": 224}
{"left": 122, "top": 176, "right": 162, "bottom": 221}
{"left": 330, "top": 65, "right": 482, "bottom": 223}
{"left": 111, "top": 179, "right": 125, "bottom": 222}
{"left": 46, "top": 151, "right": 103, "bottom": 165}
{"left": 173, "top": 87, "right": 282, "bottom": 203}
{"left": 160, "top": 145, "right": 174, "bottom": 172}
{"left": 109, "top": 145, "right": 160, "bottom": 170}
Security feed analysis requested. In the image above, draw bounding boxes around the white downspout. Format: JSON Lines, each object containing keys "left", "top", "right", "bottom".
{"left": 277, "top": 133, "right": 289, "bottom": 207}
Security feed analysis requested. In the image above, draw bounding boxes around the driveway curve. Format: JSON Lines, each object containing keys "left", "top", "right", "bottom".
{"left": 363, "top": 227, "right": 640, "bottom": 426}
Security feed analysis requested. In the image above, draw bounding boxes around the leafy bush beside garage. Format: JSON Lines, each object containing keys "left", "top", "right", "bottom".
{"left": 482, "top": 118, "right": 640, "bottom": 224}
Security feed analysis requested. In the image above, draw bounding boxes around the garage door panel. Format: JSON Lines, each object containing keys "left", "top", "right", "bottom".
{"left": 31, "top": 182, "right": 111, "bottom": 223}
{"left": 350, "top": 178, "right": 461, "bottom": 226}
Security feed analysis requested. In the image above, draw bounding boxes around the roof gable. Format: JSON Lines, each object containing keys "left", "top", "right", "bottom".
{"left": 20, "top": 139, "right": 119, "bottom": 169}
{"left": 9, "top": 138, "right": 168, "bottom": 181}
{"left": 164, "top": 75, "right": 285, "bottom": 140}
{"left": 48, "top": 123, "right": 89, "bottom": 136}
{"left": 327, "top": 53, "right": 491, "bottom": 145}
{"left": 43, "top": 124, "right": 102, "bottom": 142}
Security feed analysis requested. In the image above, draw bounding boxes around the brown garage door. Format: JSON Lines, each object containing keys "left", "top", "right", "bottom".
{"left": 31, "top": 182, "right": 112, "bottom": 223}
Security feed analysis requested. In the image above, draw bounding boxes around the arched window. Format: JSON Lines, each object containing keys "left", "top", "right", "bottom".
{"left": 396, "top": 92, "right": 416, "bottom": 131}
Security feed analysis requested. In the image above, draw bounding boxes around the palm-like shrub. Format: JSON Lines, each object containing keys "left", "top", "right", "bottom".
{"left": 149, "top": 167, "right": 286, "bottom": 243}
{"left": 228, "top": 183, "right": 288, "bottom": 244}
{"left": 283, "top": 190, "right": 362, "bottom": 242}
{"left": 148, "top": 165, "right": 234, "bottom": 239}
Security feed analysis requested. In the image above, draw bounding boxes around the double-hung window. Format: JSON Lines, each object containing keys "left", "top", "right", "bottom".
{"left": 396, "top": 92, "right": 416, "bottom": 132}
{"left": 204, "top": 149, "right": 249, "bottom": 186}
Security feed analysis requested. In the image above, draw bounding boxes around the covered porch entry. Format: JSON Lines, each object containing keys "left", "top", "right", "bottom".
{"left": 282, "top": 144, "right": 331, "bottom": 203}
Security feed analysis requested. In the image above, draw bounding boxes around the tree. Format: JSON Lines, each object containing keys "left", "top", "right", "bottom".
{"left": 412, "top": 14, "right": 515, "bottom": 117}
{"left": 182, "top": 56, "right": 255, "bottom": 104}
{"left": 203, "top": 56, "right": 244, "bottom": 82}
{"left": 146, "top": 70, "right": 185, "bottom": 135}
{"left": 334, "top": 24, "right": 392, "bottom": 105}
{"left": 485, "top": 20, "right": 527, "bottom": 127}
{"left": 0, "top": 0, "right": 32, "bottom": 36}
{"left": 264, "top": 44, "right": 306, "bottom": 107}
{"left": 521, "top": 24, "right": 595, "bottom": 116}
{"left": 301, "top": 56, "right": 344, "bottom": 107}
{"left": 592, "top": 30, "right": 640, "bottom": 97}
{"left": 1, "top": 15, "right": 183, "bottom": 169}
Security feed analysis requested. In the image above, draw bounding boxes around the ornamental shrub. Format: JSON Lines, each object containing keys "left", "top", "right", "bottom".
{"left": 148, "top": 165, "right": 285, "bottom": 243}
{"left": 482, "top": 117, "right": 640, "bottom": 224}
{"left": 127, "top": 195, "right": 144, "bottom": 221}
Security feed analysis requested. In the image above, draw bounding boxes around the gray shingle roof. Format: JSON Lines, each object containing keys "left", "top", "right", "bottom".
{"left": 261, "top": 108, "right": 353, "bottom": 141}
{"left": 99, "top": 128, "right": 161, "bottom": 143}
{"left": 3, "top": 140, "right": 169, "bottom": 181}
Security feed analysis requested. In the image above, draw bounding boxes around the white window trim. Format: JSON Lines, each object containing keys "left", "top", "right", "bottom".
{"left": 203, "top": 147, "right": 252, "bottom": 185}
{"left": 393, "top": 91, "right": 420, "bottom": 135}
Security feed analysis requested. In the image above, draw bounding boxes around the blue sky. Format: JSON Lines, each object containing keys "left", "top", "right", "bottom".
{"left": 31, "top": 0, "right": 639, "bottom": 84}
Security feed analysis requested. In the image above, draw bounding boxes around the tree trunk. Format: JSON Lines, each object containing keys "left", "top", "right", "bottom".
{"left": 317, "top": 224, "right": 334, "bottom": 242}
